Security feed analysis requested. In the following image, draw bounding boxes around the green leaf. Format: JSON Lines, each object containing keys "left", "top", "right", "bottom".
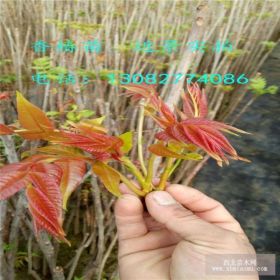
{"left": 66, "top": 111, "right": 79, "bottom": 122}
{"left": 248, "top": 76, "right": 278, "bottom": 96}
{"left": 79, "top": 110, "right": 95, "bottom": 118}
{"left": 32, "top": 57, "right": 51, "bottom": 73}
{"left": 261, "top": 41, "right": 277, "bottom": 52}
{"left": 46, "top": 111, "right": 60, "bottom": 117}
{"left": 218, "top": 85, "right": 234, "bottom": 92}
{"left": 248, "top": 77, "right": 266, "bottom": 91}
{"left": 182, "top": 153, "right": 203, "bottom": 161}
{"left": 225, "top": 49, "right": 245, "bottom": 60}
{"left": 3, "top": 243, "right": 15, "bottom": 252}
{"left": 0, "top": 74, "right": 16, "bottom": 84}
{"left": 266, "top": 85, "right": 278, "bottom": 95}
{"left": 85, "top": 116, "right": 105, "bottom": 126}
{"left": 118, "top": 131, "right": 133, "bottom": 153}
{"left": 20, "top": 150, "right": 32, "bottom": 159}
{"left": 69, "top": 104, "right": 78, "bottom": 111}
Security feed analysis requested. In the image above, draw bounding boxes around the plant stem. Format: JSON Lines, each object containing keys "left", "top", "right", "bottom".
{"left": 119, "top": 174, "right": 146, "bottom": 196}
{"left": 158, "top": 158, "right": 174, "bottom": 190}
{"left": 137, "top": 101, "right": 147, "bottom": 176}
{"left": 121, "top": 157, "right": 146, "bottom": 187}
{"left": 168, "top": 159, "right": 182, "bottom": 177}
{"left": 144, "top": 153, "right": 156, "bottom": 191}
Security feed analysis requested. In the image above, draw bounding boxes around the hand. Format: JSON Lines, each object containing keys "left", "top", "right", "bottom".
{"left": 114, "top": 184, "right": 258, "bottom": 280}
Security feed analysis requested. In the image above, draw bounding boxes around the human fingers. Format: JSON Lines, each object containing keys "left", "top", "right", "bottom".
{"left": 145, "top": 191, "right": 220, "bottom": 242}
{"left": 166, "top": 184, "right": 244, "bottom": 233}
{"left": 114, "top": 194, "right": 147, "bottom": 240}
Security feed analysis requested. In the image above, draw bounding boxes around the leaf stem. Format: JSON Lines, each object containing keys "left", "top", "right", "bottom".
{"left": 158, "top": 157, "right": 174, "bottom": 190}
{"left": 119, "top": 174, "right": 146, "bottom": 196}
{"left": 144, "top": 153, "right": 156, "bottom": 191}
{"left": 168, "top": 158, "right": 182, "bottom": 177}
{"left": 121, "top": 157, "right": 146, "bottom": 187}
{"left": 137, "top": 101, "right": 147, "bottom": 176}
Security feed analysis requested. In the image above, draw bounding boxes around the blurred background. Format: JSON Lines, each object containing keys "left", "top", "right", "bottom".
{"left": 0, "top": 0, "right": 279, "bottom": 279}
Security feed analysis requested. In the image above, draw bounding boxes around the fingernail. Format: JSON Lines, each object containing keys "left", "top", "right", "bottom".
{"left": 152, "top": 191, "right": 177, "bottom": 206}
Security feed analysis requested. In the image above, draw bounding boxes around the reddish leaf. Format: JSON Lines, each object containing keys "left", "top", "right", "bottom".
{"left": 28, "top": 163, "right": 63, "bottom": 223}
{"left": 0, "top": 124, "right": 13, "bottom": 135}
{"left": 26, "top": 184, "right": 69, "bottom": 245}
{"left": 182, "top": 83, "right": 208, "bottom": 118}
{"left": 0, "top": 171, "right": 28, "bottom": 200}
{"left": 15, "top": 129, "right": 53, "bottom": 140}
{"left": 122, "top": 84, "right": 158, "bottom": 102}
{"left": 0, "top": 162, "right": 32, "bottom": 200}
{"left": 68, "top": 118, "right": 107, "bottom": 134}
{"left": 36, "top": 145, "right": 92, "bottom": 162}
{"left": 23, "top": 154, "right": 57, "bottom": 163}
{"left": 0, "top": 162, "right": 31, "bottom": 175}
{"left": 55, "top": 159, "right": 86, "bottom": 209}
{"left": 52, "top": 131, "right": 123, "bottom": 161}
{"left": 0, "top": 92, "right": 10, "bottom": 100}
{"left": 125, "top": 84, "right": 249, "bottom": 166}
{"left": 159, "top": 101, "right": 177, "bottom": 124}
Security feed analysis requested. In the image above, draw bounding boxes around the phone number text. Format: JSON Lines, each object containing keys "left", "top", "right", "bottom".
{"left": 108, "top": 73, "right": 249, "bottom": 85}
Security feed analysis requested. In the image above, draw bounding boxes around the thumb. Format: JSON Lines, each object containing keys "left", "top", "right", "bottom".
{"left": 114, "top": 194, "right": 147, "bottom": 240}
{"left": 145, "top": 191, "right": 217, "bottom": 241}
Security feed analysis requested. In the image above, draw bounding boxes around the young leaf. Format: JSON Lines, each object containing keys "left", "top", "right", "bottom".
{"left": 66, "top": 111, "right": 79, "bottom": 122}
{"left": 28, "top": 163, "right": 63, "bottom": 223}
{"left": 26, "top": 184, "right": 69, "bottom": 245}
{"left": 149, "top": 142, "right": 202, "bottom": 160}
{"left": 16, "top": 91, "right": 54, "bottom": 139}
{"left": 122, "top": 84, "right": 157, "bottom": 100}
{"left": 0, "top": 92, "right": 10, "bottom": 100}
{"left": 23, "top": 154, "right": 58, "bottom": 163}
{"left": 36, "top": 145, "right": 89, "bottom": 160}
{"left": 0, "top": 159, "right": 64, "bottom": 206}
{"left": 55, "top": 159, "right": 86, "bottom": 209}
{"left": 0, "top": 124, "right": 13, "bottom": 135}
{"left": 92, "top": 162, "right": 121, "bottom": 197}
{"left": 0, "top": 170, "right": 29, "bottom": 200}
{"left": 168, "top": 141, "right": 197, "bottom": 152}
{"left": 0, "top": 162, "right": 32, "bottom": 200}
{"left": 79, "top": 109, "right": 95, "bottom": 118}
{"left": 67, "top": 119, "right": 107, "bottom": 134}
{"left": 118, "top": 131, "right": 133, "bottom": 153}
{"left": 50, "top": 130, "right": 123, "bottom": 161}
{"left": 46, "top": 111, "right": 60, "bottom": 117}
{"left": 86, "top": 116, "right": 105, "bottom": 126}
